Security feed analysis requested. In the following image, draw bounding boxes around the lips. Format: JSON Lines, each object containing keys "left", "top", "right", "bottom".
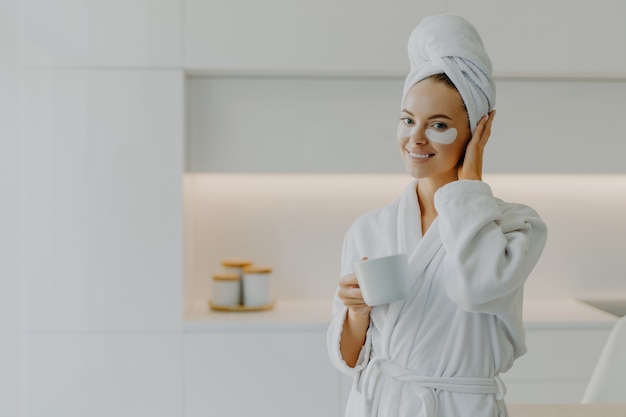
{"left": 406, "top": 148, "right": 435, "bottom": 160}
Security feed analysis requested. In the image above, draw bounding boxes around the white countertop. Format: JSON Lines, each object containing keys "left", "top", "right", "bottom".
{"left": 508, "top": 404, "right": 626, "bottom": 417}
{"left": 184, "top": 299, "right": 334, "bottom": 332}
{"left": 183, "top": 297, "right": 618, "bottom": 332}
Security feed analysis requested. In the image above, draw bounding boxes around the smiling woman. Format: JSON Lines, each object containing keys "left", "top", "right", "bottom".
{"left": 327, "top": 14, "right": 548, "bottom": 417}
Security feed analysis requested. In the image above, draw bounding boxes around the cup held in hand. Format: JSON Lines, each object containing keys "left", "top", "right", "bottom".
{"left": 355, "top": 253, "right": 409, "bottom": 306}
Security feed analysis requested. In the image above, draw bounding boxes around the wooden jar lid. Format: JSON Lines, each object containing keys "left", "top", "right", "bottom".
{"left": 212, "top": 273, "right": 241, "bottom": 281}
{"left": 221, "top": 259, "right": 253, "bottom": 268}
{"left": 243, "top": 266, "right": 272, "bottom": 274}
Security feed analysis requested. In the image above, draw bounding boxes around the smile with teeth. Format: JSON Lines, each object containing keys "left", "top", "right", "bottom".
{"left": 407, "top": 150, "right": 434, "bottom": 159}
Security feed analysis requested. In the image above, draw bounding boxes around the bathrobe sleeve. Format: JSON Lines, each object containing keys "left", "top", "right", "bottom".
{"left": 434, "top": 180, "right": 548, "bottom": 315}
{"left": 327, "top": 225, "right": 373, "bottom": 376}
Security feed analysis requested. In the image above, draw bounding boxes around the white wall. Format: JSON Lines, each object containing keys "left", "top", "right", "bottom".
{"left": 0, "top": 0, "right": 22, "bottom": 416}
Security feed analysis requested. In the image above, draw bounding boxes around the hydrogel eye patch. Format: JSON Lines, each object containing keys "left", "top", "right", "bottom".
{"left": 397, "top": 122, "right": 458, "bottom": 145}
{"left": 396, "top": 123, "right": 416, "bottom": 138}
{"left": 425, "top": 128, "right": 457, "bottom": 145}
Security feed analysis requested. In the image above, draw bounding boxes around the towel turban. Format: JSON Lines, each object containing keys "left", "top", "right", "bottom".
{"left": 402, "top": 14, "right": 496, "bottom": 134}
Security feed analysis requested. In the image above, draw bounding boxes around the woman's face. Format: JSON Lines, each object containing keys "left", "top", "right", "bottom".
{"left": 397, "top": 77, "right": 471, "bottom": 181}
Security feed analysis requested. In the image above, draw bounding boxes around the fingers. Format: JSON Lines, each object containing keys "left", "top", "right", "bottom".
{"left": 337, "top": 271, "right": 370, "bottom": 311}
{"left": 459, "top": 110, "right": 495, "bottom": 181}
{"left": 338, "top": 271, "right": 359, "bottom": 287}
{"left": 338, "top": 274, "right": 362, "bottom": 301}
{"left": 473, "top": 110, "right": 496, "bottom": 148}
{"left": 481, "top": 109, "right": 496, "bottom": 145}
{"left": 336, "top": 256, "right": 372, "bottom": 312}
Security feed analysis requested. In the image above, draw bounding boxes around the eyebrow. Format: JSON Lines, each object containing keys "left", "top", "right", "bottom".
{"left": 401, "top": 110, "right": 453, "bottom": 120}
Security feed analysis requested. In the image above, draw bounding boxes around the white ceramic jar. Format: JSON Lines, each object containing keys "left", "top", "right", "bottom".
{"left": 220, "top": 259, "right": 252, "bottom": 305}
{"left": 242, "top": 266, "right": 272, "bottom": 307}
{"left": 211, "top": 273, "right": 241, "bottom": 307}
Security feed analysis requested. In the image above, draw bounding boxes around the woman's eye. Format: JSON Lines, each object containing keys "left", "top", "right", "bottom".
{"left": 401, "top": 118, "right": 414, "bottom": 126}
{"left": 432, "top": 122, "right": 447, "bottom": 130}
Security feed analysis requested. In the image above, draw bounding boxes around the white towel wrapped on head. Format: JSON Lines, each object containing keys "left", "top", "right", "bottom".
{"left": 402, "top": 14, "right": 496, "bottom": 134}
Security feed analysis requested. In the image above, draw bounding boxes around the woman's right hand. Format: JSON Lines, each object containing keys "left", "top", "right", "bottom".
{"left": 337, "top": 260, "right": 371, "bottom": 316}
{"left": 337, "top": 258, "right": 371, "bottom": 367}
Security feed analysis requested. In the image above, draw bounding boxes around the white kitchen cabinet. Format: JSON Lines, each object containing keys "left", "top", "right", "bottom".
{"left": 0, "top": 1, "right": 22, "bottom": 416}
{"left": 186, "top": 76, "right": 626, "bottom": 174}
{"left": 499, "top": 299, "right": 618, "bottom": 404}
{"left": 485, "top": 79, "right": 626, "bottom": 174}
{"left": 184, "top": 331, "right": 341, "bottom": 417}
{"left": 186, "top": 0, "right": 626, "bottom": 77}
{"left": 21, "top": 0, "right": 182, "bottom": 67}
{"left": 186, "top": 75, "right": 403, "bottom": 173}
{"left": 183, "top": 1, "right": 626, "bottom": 174}
{"left": 448, "top": 0, "right": 626, "bottom": 77}
{"left": 183, "top": 0, "right": 442, "bottom": 74}
{"left": 21, "top": 69, "right": 184, "bottom": 332}
{"left": 501, "top": 328, "right": 613, "bottom": 403}
{"left": 25, "top": 333, "right": 183, "bottom": 417}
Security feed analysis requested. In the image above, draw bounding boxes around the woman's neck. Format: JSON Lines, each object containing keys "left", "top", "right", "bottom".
{"left": 416, "top": 173, "right": 458, "bottom": 233}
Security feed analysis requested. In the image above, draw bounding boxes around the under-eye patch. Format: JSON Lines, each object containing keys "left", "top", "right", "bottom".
{"left": 397, "top": 122, "right": 458, "bottom": 145}
{"left": 396, "top": 123, "right": 417, "bottom": 138}
{"left": 425, "top": 128, "right": 457, "bottom": 144}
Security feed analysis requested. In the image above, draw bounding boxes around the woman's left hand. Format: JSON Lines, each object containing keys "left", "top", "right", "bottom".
{"left": 458, "top": 110, "right": 496, "bottom": 181}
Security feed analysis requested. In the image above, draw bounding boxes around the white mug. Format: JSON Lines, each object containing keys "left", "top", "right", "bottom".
{"left": 355, "top": 253, "right": 409, "bottom": 306}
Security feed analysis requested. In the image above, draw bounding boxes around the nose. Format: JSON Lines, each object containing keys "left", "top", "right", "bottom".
{"left": 398, "top": 121, "right": 428, "bottom": 146}
{"left": 409, "top": 127, "right": 428, "bottom": 145}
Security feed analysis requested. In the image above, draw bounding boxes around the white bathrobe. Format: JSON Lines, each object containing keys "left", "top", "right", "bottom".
{"left": 327, "top": 179, "right": 548, "bottom": 417}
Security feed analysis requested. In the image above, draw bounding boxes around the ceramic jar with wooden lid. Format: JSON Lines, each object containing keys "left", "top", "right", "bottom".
{"left": 211, "top": 273, "right": 241, "bottom": 307}
{"left": 221, "top": 259, "right": 253, "bottom": 278}
{"left": 221, "top": 259, "right": 252, "bottom": 305}
{"left": 242, "top": 266, "right": 273, "bottom": 307}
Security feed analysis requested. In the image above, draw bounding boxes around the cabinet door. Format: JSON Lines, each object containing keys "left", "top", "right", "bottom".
{"left": 21, "top": 0, "right": 181, "bottom": 67}
{"left": 485, "top": 80, "right": 626, "bottom": 174}
{"left": 21, "top": 69, "right": 184, "bottom": 332}
{"left": 186, "top": 76, "right": 626, "bottom": 174}
{"left": 340, "top": 373, "right": 353, "bottom": 414}
{"left": 500, "top": 329, "right": 611, "bottom": 403}
{"left": 448, "top": 0, "right": 626, "bottom": 77}
{"left": 184, "top": 0, "right": 442, "bottom": 73}
{"left": 25, "top": 333, "right": 183, "bottom": 417}
{"left": 186, "top": 76, "right": 404, "bottom": 173}
{"left": 185, "top": 331, "right": 342, "bottom": 417}
{"left": 0, "top": 2, "right": 20, "bottom": 416}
